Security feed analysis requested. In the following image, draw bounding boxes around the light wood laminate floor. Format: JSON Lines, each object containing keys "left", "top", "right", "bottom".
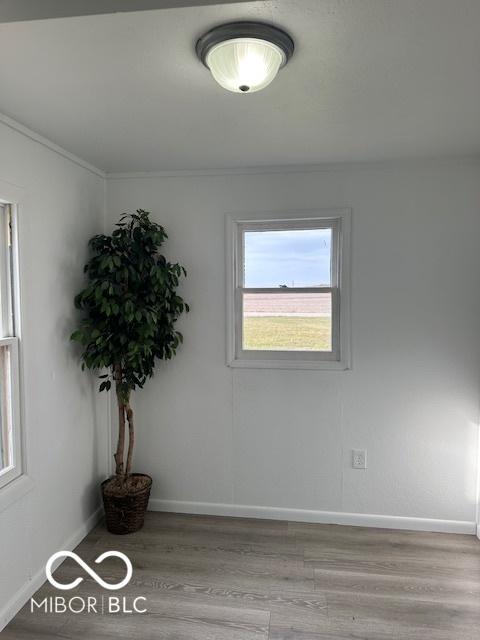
{"left": 3, "top": 512, "right": 480, "bottom": 639}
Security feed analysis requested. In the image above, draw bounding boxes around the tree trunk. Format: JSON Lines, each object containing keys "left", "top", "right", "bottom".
{"left": 125, "top": 404, "right": 135, "bottom": 476}
{"left": 114, "top": 402, "right": 126, "bottom": 476}
{"left": 113, "top": 364, "right": 125, "bottom": 476}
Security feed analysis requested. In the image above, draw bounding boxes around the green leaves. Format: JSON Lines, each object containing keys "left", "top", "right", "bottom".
{"left": 71, "top": 210, "right": 188, "bottom": 395}
{"left": 70, "top": 330, "right": 83, "bottom": 342}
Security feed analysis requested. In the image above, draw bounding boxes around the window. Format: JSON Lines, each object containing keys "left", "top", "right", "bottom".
{"left": 0, "top": 202, "right": 21, "bottom": 490}
{"left": 226, "top": 209, "right": 351, "bottom": 369}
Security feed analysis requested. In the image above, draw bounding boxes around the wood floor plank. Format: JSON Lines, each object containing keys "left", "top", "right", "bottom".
{"left": 314, "top": 568, "right": 480, "bottom": 605}
{"left": 148, "top": 512, "right": 289, "bottom": 534}
{"left": 306, "top": 552, "right": 480, "bottom": 581}
{"left": 40, "top": 568, "right": 324, "bottom": 617}
{"left": 123, "top": 577, "right": 327, "bottom": 616}
{"left": 323, "top": 591, "right": 480, "bottom": 640}
{"left": 299, "top": 531, "right": 480, "bottom": 564}
{"left": 95, "top": 530, "right": 302, "bottom": 562}
{"left": 269, "top": 632, "right": 352, "bottom": 640}
{"left": 98, "top": 523, "right": 298, "bottom": 556}
{"left": 305, "top": 550, "right": 480, "bottom": 579}
{"left": 289, "top": 522, "right": 479, "bottom": 552}
{"left": 54, "top": 551, "right": 315, "bottom": 595}
{"left": 65, "top": 600, "right": 270, "bottom": 640}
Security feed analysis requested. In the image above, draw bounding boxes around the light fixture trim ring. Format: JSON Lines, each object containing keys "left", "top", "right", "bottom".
{"left": 196, "top": 21, "right": 294, "bottom": 70}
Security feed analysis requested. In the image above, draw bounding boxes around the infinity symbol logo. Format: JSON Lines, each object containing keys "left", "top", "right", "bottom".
{"left": 46, "top": 551, "right": 133, "bottom": 591}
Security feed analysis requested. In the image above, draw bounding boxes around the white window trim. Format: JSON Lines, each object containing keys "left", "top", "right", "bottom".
{"left": 0, "top": 337, "right": 21, "bottom": 489}
{"left": 0, "top": 201, "right": 27, "bottom": 498}
{"left": 226, "top": 208, "right": 351, "bottom": 370}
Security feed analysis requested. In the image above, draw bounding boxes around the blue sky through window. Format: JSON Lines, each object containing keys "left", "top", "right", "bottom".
{"left": 244, "top": 228, "right": 331, "bottom": 288}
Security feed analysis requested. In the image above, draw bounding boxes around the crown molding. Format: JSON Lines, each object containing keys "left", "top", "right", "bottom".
{"left": 107, "top": 156, "right": 480, "bottom": 180}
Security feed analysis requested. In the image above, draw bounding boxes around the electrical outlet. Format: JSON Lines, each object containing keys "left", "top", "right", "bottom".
{"left": 352, "top": 449, "right": 367, "bottom": 469}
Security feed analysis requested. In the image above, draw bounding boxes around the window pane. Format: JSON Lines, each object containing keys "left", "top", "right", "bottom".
{"left": 0, "top": 346, "right": 11, "bottom": 472}
{"left": 243, "top": 291, "right": 332, "bottom": 351}
{"left": 244, "top": 228, "right": 332, "bottom": 288}
{"left": 0, "top": 205, "right": 14, "bottom": 338}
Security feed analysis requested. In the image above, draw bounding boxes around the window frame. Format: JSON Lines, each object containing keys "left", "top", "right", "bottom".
{"left": 0, "top": 202, "right": 23, "bottom": 491}
{"left": 226, "top": 209, "right": 351, "bottom": 370}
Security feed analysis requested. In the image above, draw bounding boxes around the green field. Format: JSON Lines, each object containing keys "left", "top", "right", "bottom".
{"left": 243, "top": 316, "right": 331, "bottom": 351}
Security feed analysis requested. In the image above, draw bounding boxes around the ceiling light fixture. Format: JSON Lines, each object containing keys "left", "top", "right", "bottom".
{"left": 196, "top": 21, "right": 294, "bottom": 94}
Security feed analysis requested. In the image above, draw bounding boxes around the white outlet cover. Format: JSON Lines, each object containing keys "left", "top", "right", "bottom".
{"left": 352, "top": 449, "right": 367, "bottom": 469}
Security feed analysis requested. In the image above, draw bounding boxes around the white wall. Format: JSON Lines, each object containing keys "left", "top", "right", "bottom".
{"left": 107, "top": 161, "right": 480, "bottom": 530}
{"left": 0, "top": 119, "right": 107, "bottom": 626}
{"left": 0, "top": 117, "right": 477, "bottom": 630}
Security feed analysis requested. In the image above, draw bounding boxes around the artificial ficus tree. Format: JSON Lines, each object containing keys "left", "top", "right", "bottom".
{"left": 71, "top": 210, "right": 188, "bottom": 486}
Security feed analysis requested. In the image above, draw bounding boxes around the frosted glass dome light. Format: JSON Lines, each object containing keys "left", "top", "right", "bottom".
{"left": 206, "top": 38, "right": 284, "bottom": 94}
{"left": 196, "top": 22, "right": 294, "bottom": 94}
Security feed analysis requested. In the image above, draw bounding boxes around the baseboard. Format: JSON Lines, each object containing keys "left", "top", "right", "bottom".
{"left": 0, "top": 506, "right": 103, "bottom": 632}
{"left": 149, "top": 499, "right": 476, "bottom": 535}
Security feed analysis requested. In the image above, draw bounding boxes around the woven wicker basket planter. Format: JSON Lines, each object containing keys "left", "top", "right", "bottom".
{"left": 101, "top": 474, "right": 152, "bottom": 535}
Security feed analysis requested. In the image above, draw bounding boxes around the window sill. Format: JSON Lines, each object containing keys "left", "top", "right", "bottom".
{"left": 228, "top": 358, "right": 350, "bottom": 370}
{"left": 0, "top": 474, "right": 34, "bottom": 515}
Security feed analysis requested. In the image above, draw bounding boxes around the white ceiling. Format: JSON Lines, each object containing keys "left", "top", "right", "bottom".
{"left": 0, "top": 0, "right": 479, "bottom": 173}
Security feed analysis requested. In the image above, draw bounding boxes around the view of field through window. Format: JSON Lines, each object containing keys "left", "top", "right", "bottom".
{"left": 243, "top": 292, "right": 332, "bottom": 351}
{"left": 243, "top": 227, "right": 333, "bottom": 351}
